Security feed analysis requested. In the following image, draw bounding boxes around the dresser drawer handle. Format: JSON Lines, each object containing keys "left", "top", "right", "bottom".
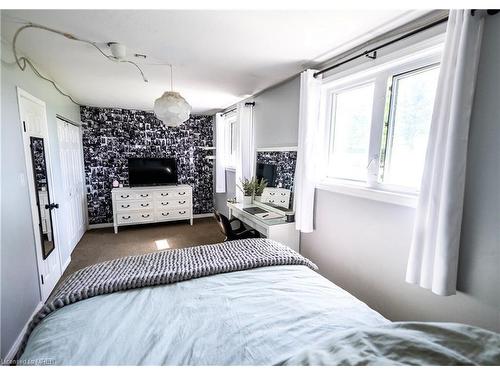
{"left": 122, "top": 216, "right": 131, "bottom": 220}
{"left": 162, "top": 212, "right": 170, "bottom": 216}
{"left": 121, "top": 204, "right": 130, "bottom": 208}
{"left": 121, "top": 195, "right": 130, "bottom": 199}
{"left": 280, "top": 200, "right": 286, "bottom": 203}
{"left": 269, "top": 192, "right": 275, "bottom": 196}
{"left": 281, "top": 193, "right": 286, "bottom": 196}
{"left": 179, "top": 200, "right": 186, "bottom": 204}
{"left": 269, "top": 199, "right": 275, "bottom": 203}
{"left": 161, "top": 193, "right": 169, "bottom": 196}
{"left": 140, "top": 203, "right": 149, "bottom": 207}
{"left": 178, "top": 191, "right": 186, "bottom": 195}
{"left": 161, "top": 202, "right": 169, "bottom": 206}
{"left": 140, "top": 194, "right": 149, "bottom": 198}
{"left": 142, "top": 214, "right": 150, "bottom": 218}
{"left": 179, "top": 211, "right": 186, "bottom": 215}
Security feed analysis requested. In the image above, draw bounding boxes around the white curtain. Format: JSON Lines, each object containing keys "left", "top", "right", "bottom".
{"left": 235, "top": 102, "right": 255, "bottom": 202}
{"left": 294, "top": 70, "right": 324, "bottom": 233}
{"left": 406, "top": 10, "right": 485, "bottom": 296}
{"left": 215, "top": 113, "right": 226, "bottom": 193}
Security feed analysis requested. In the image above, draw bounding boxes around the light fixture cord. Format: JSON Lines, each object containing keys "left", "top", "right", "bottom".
{"left": 170, "top": 64, "right": 173, "bottom": 91}
{"left": 12, "top": 22, "right": 149, "bottom": 105}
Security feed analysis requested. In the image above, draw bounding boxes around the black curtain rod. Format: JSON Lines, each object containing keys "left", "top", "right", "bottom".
{"left": 314, "top": 10, "right": 500, "bottom": 79}
{"left": 222, "top": 107, "right": 236, "bottom": 115}
{"left": 222, "top": 101, "right": 255, "bottom": 115}
{"left": 313, "top": 16, "right": 449, "bottom": 78}
{"left": 471, "top": 9, "right": 499, "bottom": 16}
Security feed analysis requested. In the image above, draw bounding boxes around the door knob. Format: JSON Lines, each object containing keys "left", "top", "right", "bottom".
{"left": 45, "top": 203, "right": 59, "bottom": 210}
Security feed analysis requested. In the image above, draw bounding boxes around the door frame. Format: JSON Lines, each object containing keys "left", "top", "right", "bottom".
{"left": 17, "top": 87, "right": 62, "bottom": 301}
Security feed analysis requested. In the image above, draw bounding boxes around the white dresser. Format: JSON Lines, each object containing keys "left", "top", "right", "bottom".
{"left": 112, "top": 185, "right": 193, "bottom": 233}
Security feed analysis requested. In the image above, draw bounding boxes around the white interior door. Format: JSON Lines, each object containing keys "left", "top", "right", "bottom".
{"left": 57, "top": 118, "right": 86, "bottom": 266}
{"left": 17, "top": 88, "right": 62, "bottom": 301}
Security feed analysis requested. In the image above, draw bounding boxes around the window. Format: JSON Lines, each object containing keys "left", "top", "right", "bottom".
{"left": 328, "top": 83, "right": 374, "bottom": 181}
{"left": 380, "top": 65, "right": 440, "bottom": 188}
{"left": 322, "top": 44, "right": 442, "bottom": 196}
{"left": 223, "top": 115, "right": 238, "bottom": 169}
{"left": 229, "top": 120, "right": 238, "bottom": 160}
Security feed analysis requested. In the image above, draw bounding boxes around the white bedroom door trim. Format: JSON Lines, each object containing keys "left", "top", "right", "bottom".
{"left": 17, "top": 87, "right": 62, "bottom": 301}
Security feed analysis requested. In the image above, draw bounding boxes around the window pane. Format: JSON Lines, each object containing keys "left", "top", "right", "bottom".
{"left": 328, "top": 83, "right": 374, "bottom": 181}
{"left": 230, "top": 122, "right": 237, "bottom": 155}
{"left": 383, "top": 66, "right": 439, "bottom": 188}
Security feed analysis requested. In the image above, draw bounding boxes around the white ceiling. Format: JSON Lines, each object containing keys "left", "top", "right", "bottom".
{"left": 1, "top": 9, "right": 426, "bottom": 114}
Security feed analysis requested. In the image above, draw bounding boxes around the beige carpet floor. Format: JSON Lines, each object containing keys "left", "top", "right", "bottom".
{"left": 61, "top": 217, "right": 225, "bottom": 281}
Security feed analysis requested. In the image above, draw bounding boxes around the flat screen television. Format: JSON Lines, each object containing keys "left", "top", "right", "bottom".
{"left": 256, "top": 162, "right": 277, "bottom": 187}
{"left": 128, "top": 157, "right": 178, "bottom": 187}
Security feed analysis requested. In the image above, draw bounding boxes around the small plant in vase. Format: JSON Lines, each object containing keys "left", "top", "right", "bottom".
{"left": 238, "top": 178, "right": 255, "bottom": 204}
{"left": 253, "top": 178, "right": 268, "bottom": 202}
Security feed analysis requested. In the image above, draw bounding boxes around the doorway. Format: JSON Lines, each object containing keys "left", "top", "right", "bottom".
{"left": 17, "top": 88, "right": 62, "bottom": 301}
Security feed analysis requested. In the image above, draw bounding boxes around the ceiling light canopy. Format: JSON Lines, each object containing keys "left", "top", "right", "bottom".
{"left": 154, "top": 65, "right": 191, "bottom": 127}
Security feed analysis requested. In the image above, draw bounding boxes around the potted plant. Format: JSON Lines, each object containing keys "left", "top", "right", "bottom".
{"left": 253, "top": 178, "right": 268, "bottom": 202}
{"left": 238, "top": 178, "right": 254, "bottom": 204}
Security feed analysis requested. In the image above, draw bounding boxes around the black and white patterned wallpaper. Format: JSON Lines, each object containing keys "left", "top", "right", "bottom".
{"left": 81, "top": 106, "right": 214, "bottom": 225}
{"left": 256, "top": 150, "right": 297, "bottom": 191}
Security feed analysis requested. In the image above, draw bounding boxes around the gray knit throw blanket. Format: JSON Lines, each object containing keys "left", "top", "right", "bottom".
{"left": 17, "top": 238, "right": 317, "bottom": 359}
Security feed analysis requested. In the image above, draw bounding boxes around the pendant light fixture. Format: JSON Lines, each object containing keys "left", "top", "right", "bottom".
{"left": 154, "top": 65, "right": 191, "bottom": 127}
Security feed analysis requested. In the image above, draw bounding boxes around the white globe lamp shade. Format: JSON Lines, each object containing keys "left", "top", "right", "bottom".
{"left": 154, "top": 91, "right": 191, "bottom": 127}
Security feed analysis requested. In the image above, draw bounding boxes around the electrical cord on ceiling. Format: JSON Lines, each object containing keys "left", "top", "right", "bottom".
{"left": 12, "top": 22, "right": 149, "bottom": 105}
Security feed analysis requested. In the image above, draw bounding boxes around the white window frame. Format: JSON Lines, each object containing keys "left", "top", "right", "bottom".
{"left": 318, "top": 39, "right": 444, "bottom": 207}
{"left": 224, "top": 113, "right": 238, "bottom": 171}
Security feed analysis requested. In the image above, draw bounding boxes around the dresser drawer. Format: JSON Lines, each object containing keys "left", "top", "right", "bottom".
{"left": 116, "top": 211, "right": 154, "bottom": 224}
{"left": 153, "top": 190, "right": 175, "bottom": 199}
{"left": 116, "top": 200, "right": 153, "bottom": 212}
{"left": 156, "top": 198, "right": 191, "bottom": 209}
{"left": 156, "top": 208, "right": 191, "bottom": 221}
{"left": 115, "top": 190, "right": 153, "bottom": 201}
{"left": 262, "top": 188, "right": 290, "bottom": 199}
{"left": 261, "top": 197, "right": 289, "bottom": 208}
{"left": 153, "top": 188, "right": 191, "bottom": 200}
{"left": 262, "top": 188, "right": 290, "bottom": 208}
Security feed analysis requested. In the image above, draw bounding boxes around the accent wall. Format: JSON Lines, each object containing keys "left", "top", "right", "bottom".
{"left": 80, "top": 106, "right": 214, "bottom": 224}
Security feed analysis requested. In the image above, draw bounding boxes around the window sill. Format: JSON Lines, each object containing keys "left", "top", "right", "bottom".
{"left": 316, "top": 180, "right": 418, "bottom": 208}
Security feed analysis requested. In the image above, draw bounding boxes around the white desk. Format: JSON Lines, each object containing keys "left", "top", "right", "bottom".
{"left": 227, "top": 202, "right": 300, "bottom": 252}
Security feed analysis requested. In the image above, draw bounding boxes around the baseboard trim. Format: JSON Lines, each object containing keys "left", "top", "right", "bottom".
{"left": 88, "top": 223, "right": 114, "bottom": 229}
{"left": 193, "top": 213, "right": 213, "bottom": 219}
{"left": 3, "top": 301, "right": 44, "bottom": 364}
{"left": 88, "top": 214, "right": 213, "bottom": 229}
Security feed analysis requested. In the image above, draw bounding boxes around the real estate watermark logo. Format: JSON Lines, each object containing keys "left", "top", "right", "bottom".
{"left": 1, "top": 357, "right": 56, "bottom": 366}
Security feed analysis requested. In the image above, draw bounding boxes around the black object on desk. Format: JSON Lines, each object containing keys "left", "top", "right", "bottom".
{"left": 243, "top": 207, "right": 268, "bottom": 215}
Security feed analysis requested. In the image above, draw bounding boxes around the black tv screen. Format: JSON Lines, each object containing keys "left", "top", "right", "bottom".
{"left": 256, "top": 162, "right": 277, "bottom": 187}
{"left": 128, "top": 158, "right": 178, "bottom": 187}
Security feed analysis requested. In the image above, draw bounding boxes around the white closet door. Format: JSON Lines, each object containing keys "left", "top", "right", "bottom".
{"left": 57, "top": 118, "right": 86, "bottom": 267}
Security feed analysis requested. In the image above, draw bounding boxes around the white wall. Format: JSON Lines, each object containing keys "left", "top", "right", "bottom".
{"left": 214, "top": 76, "right": 300, "bottom": 215}
{"left": 254, "top": 77, "right": 300, "bottom": 148}
{"left": 1, "top": 42, "right": 80, "bottom": 357}
{"left": 301, "top": 15, "right": 500, "bottom": 332}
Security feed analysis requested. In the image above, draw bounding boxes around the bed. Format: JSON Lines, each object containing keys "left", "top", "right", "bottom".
{"left": 19, "top": 239, "right": 500, "bottom": 365}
